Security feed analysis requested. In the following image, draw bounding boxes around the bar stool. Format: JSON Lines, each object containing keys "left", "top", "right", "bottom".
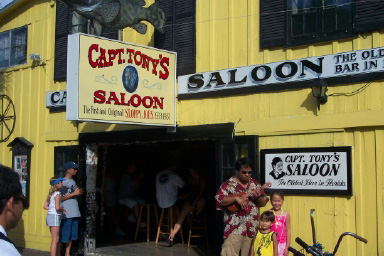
{"left": 134, "top": 203, "right": 159, "bottom": 241}
{"left": 116, "top": 203, "right": 132, "bottom": 232}
{"left": 155, "top": 206, "right": 184, "bottom": 244}
{"left": 188, "top": 212, "right": 209, "bottom": 248}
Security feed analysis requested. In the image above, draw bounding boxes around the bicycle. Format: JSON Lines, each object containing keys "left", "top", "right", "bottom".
{"left": 288, "top": 209, "right": 368, "bottom": 256}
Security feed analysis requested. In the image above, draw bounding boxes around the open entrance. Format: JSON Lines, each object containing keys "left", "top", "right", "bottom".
{"left": 56, "top": 124, "right": 259, "bottom": 254}
{"left": 95, "top": 139, "right": 217, "bottom": 248}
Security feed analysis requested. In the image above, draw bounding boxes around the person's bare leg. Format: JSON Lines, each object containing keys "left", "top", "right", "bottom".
{"left": 50, "top": 226, "right": 60, "bottom": 256}
{"left": 56, "top": 241, "right": 62, "bottom": 256}
{"left": 169, "top": 203, "right": 191, "bottom": 240}
{"left": 65, "top": 240, "right": 72, "bottom": 256}
{"left": 195, "top": 199, "right": 205, "bottom": 216}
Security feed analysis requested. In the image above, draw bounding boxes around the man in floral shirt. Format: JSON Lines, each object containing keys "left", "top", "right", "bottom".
{"left": 215, "top": 158, "right": 270, "bottom": 256}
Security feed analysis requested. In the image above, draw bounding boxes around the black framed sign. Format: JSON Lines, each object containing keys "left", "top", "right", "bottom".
{"left": 8, "top": 137, "right": 34, "bottom": 208}
{"left": 14, "top": 155, "right": 28, "bottom": 197}
{"left": 260, "top": 147, "right": 352, "bottom": 195}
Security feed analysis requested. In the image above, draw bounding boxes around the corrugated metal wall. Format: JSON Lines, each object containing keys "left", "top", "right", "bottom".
{"left": 0, "top": 1, "right": 78, "bottom": 250}
{"left": 179, "top": 0, "right": 384, "bottom": 128}
{"left": 258, "top": 129, "right": 383, "bottom": 256}
{"left": 176, "top": 0, "right": 384, "bottom": 255}
{"left": 1, "top": 0, "right": 383, "bottom": 254}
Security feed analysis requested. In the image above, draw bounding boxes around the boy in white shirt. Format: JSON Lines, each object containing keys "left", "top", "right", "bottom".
{"left": 0, "top": 164, "right": 25, "bottom": 256}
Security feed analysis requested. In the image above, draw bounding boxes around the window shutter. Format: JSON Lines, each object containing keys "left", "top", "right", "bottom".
{"left": 260, "top": 0, "right": 285, "bottom": 49}
{"left": 54, "top": 1, "right": 71, "bottom": 81}
{"left": 175, "top": 0, "right": 195, "bottom": 76}
{"left": 54, "top": 2, "right": 118, "bottom": 81}
{"left": 354, "top": 0, "right": 384, "bottom": 33}
{"left": 155, "top": 0, "right": 174, "bottom": 50}
{"left": 155, "top": 0, "right": 195, "bottom": 76}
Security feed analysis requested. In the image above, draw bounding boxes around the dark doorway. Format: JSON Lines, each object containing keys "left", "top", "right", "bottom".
{"left": 95, "top": 140, "right": 217, "bottom": 249}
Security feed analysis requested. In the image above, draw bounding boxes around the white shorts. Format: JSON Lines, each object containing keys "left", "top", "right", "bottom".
{"left": 46, "top": 214, "right": 62, "bottom": 227}
{"left": 118, "top": 196, "right": 145, "bottom": 209}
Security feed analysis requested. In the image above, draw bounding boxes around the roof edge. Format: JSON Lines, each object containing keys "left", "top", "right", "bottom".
{"left": 0, "top": 0, "right": 29, "bottom": 20}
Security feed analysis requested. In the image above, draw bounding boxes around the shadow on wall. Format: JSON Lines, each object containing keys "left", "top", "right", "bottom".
{"left": 300, "top": 91, "right": 319, "bottom": 115}
{"left": 0, "top": 72, "right": 12, "bottom": 94}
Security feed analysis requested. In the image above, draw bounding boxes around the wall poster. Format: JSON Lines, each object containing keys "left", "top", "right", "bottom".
{"left": 260, "top": 147, "right": 352, "bottom": 195}
{"left": 14, "top": 155, "right": 28, "bottom": 197}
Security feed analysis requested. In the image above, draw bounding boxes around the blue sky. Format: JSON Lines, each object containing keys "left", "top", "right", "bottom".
{"left": 0, "top": 0, "right": 13, "bottom": 8}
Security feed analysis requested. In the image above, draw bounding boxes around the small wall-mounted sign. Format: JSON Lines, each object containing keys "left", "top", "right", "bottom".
{"left": 8, "top": 137, "right": 34, "bottom": 208}
{"left": 46, "top": 90, "right": 67, "bottom": 108}
{"left": 260, "top": 147, "right": 352, "bottom": 195}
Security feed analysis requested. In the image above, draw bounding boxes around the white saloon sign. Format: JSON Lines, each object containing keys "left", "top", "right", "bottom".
{"left": 261, "top": 147, "right": 352, "bottom": 195}
{"left": 178, "top": 47, "right": 384, "bottom": 98}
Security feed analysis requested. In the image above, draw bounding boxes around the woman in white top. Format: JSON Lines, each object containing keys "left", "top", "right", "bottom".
{"left": 44, "top": 177, "right": 66, "bottom": 256}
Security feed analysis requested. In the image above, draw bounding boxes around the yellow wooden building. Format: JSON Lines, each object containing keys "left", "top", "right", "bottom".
{"left": 0, "top": 0, "right": 383, "bottom": 255}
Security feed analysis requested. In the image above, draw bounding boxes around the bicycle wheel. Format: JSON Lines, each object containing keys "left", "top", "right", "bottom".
{"left": 0, "top": 94, "right": 16, "bottom": 142}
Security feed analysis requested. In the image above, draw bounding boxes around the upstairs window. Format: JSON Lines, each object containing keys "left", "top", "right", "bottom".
{"left": 260, "top": 0, "right": 384, "bottom": 48}
{"left": 288, "top": 0, "right": 352, "bottom": 45}
{"left": 0, "top": 26, "right": 28, "bottom": 69}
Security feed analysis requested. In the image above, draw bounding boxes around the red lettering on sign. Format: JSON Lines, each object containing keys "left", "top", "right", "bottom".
{"left": 94, "top": 91, "right": 164, "bottom": 109}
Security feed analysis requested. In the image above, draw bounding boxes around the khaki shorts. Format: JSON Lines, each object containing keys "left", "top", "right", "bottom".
{"left": 221, "top": 233, "right": 253, "bottom": 256}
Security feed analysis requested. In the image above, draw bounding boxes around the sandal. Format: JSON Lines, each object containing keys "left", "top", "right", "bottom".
{"left": 167, "top": 235, "right": 174, "bottom": 246}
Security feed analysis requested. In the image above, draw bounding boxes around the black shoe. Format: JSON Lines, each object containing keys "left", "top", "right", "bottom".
{"left": 160, "top": 234, "right": 173, "bottom": 246}
{"left": 160, "top": 233, "right": 167, "bottom": 241}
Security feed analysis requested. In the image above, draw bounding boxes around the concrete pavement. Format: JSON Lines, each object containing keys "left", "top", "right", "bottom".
{"left": 18, "top": 240, "right": 216, "bottom": 256}
{"left": 96, "top": 241, "right": 215, "bottom": 256}
{"left": 18, "top": 247, "right": 50, "bottom": 256}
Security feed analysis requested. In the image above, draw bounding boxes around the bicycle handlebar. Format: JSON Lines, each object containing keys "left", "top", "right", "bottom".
{"left": 288, "top": 246, "right": 305, "bottom": 256}
{"left": 333, "top": 232, "right": 368, "bottom": 255}
{"left": 354, "top": 234, "right": 368, "bottom": 243}
{"left": 295, "top": 237, "right": 322, "bottom": 256}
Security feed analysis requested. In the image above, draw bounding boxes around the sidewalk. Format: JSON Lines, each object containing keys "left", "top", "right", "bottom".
{"left": 18, "top": 240, "right": 216, "bottom": 256}
{"left": 18, "top": 248, "right": 50, "bottom": 256}
{"left": 96, "top": 241, "right": 215, "bottom": 256}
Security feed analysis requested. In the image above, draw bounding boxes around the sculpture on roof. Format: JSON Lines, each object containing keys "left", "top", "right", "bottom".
{"left": 60, "top": 0, "right": 165, "bottom": 34}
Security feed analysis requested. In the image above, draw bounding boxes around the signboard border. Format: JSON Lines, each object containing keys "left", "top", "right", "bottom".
{"left": 66, "top": 33, "right": 177, "bottom": 127}
{"left": 260, "top": 146, "right": 352, "bottom": 196}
